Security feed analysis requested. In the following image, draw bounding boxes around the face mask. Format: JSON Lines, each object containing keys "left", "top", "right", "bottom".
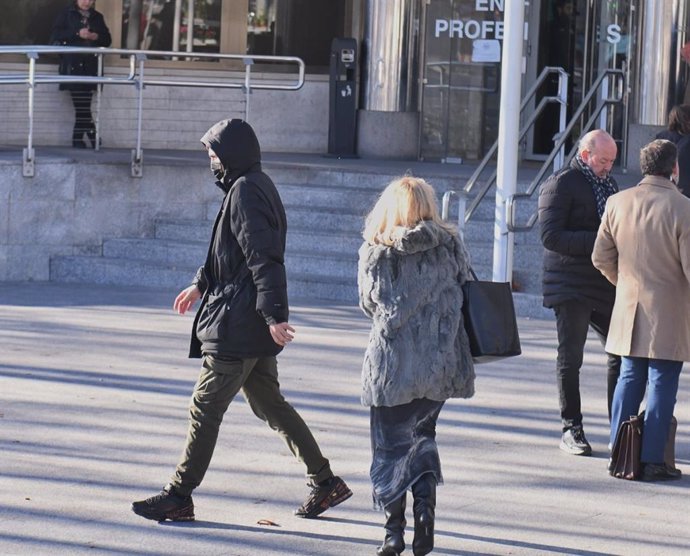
{"left": 210, "top": 158, "right": 224, "bottom": 181}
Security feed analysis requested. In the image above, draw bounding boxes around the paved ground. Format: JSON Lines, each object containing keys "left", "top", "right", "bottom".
{"left": 0, "top": 282, "right": 688, "bottom": 556}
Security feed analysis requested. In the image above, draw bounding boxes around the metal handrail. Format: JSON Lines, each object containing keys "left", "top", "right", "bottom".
{"left": 506, "top": 68, "right": 625, "bottom": 232}
{"left": 0, "top": 45, "right": 306, "bottom": 177}
{"left": 0, "top": 45, "right": 305, "bottom": 90}
{"left": 441, "top": 190, "right": 467, "bottom": 237}
{"left": 462, "top": 66, "right": 569, "bottom": 223}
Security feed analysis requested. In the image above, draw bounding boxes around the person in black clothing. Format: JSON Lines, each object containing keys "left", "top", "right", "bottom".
{"left": 655, "top": 104, "right": 690, "bottom": 197}
{"left": 538, "top": 129, "right": 622, "bottom": 457}
{"left": 50, "top": 0, "right": 111, "bottom": 148}
{"left": 131, "top": 119, "right": 352, "bottom": 522}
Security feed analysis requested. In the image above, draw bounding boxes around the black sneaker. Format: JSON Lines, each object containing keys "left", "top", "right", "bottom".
{"left": 131, "top": 485, "right": 195, "bottom": 522}
{"left": 559, "top": 426, "right": 592, "bottom": 456}
{"left": 294, "top": 476, "right": 352, "bottom": 518}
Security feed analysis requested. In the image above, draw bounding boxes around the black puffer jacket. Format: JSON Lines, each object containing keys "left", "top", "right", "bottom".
{"left": 538, "top": 160, "right": 616, "bottom": 311}
{"left": 189, "top": 119, "right": 288, "bottom": 359}
{"left": 50, "top": 3, "right": 111, "bottom": 91}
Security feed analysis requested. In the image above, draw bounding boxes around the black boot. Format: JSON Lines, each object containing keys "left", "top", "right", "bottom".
{"left": 376, "top": 494, "right": 406, "bottom": 556}
{"left": 412, "top": 474, "right": 436, "bottom": 556}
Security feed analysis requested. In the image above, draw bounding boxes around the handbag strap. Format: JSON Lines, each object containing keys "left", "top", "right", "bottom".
{"left": 468, "top": 266, "right": 478, "bottom": 281}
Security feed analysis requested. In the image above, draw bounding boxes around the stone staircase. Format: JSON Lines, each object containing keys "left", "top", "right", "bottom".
{"left": 49, "top": 163, "right": 546, "bottom": 311}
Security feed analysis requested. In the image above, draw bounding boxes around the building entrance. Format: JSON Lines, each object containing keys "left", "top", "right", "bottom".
{"left": 418, "top": 0, "right": 637, "bottom": 164}
{"left": 528, "top": 0, "right": 637, "bottom": 162}
{"left": 419, "top": 0, "right": 504, "bottom": 162}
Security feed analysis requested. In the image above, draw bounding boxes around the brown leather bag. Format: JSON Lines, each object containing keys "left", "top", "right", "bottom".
{"left": 609, "top": 414, "right": 644, "bottom": 480}
{"left": 609, "top": 413, "right": 678, "bottom": 480}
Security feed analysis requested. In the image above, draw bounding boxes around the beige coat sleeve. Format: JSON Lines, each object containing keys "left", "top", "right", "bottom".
{"left": 592, "top": 204, "right": 619, "bottom": 285}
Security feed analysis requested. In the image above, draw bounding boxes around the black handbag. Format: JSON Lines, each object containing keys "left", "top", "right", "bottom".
{"left": 461, "top": 268, "right": 521, "bottom": 363}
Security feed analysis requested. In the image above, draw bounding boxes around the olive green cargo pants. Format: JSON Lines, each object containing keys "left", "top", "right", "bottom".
{"left": 170, "top": 354, "right": 333, "bottom": 496}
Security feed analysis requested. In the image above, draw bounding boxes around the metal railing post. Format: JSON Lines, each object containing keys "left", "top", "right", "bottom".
{"left": 243, "top": 58, "right": 254, "bottom": 122}
{"left": 23, "top": 52, "right": 38, "bottom": 177}
{"left": 131, "top": 54, "right": 146, "bottom": 177}
{"left": 599, "top": 76, "right": 609, "bottom": 130}
{"left": 441, "top": 190, "right": 466, "bottom": 238}
{"left": 554, "top": 70, "right": 569, "bottom": 172}
{"left": 95, "top": 53, "right": 103, "bottom": 151}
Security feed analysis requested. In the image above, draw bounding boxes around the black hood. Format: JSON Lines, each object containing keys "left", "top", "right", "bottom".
{"left": 200, "top": 119, "right": 261, "bottom": 191}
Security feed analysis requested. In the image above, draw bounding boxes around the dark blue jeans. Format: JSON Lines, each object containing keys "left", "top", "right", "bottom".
{"left": 553, "top": 300, "right": 621, "bottom": 431}
{"left": 610, "top": 356, "right": 682, "bottom": 464}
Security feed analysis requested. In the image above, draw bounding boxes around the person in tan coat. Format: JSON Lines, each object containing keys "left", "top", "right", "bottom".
{"left": 592, "top": 139, "right": 690, "bottom": 481}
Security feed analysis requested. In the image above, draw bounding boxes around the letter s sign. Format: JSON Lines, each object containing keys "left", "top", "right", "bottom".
{"left": 607, "top": 24, "right": 621, "bottom": 44}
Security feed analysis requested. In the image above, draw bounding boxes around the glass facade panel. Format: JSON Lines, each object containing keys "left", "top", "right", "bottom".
{"left": 533, "top": 0, "right": 636, "bottom": 158}
{"left": 0, "top": 0, "right": 68, "bottom": 45}
{"left": 0, "top": 0, "right": 349, "bottom": 72}
{"left": 420, "top": 0, "right": 504, "bottom": 162}
{"left": 246, "top": 0, "right": 347, "bottom": 70}
{"left": 121, "top": 0, "right": 222, "bottom": 54}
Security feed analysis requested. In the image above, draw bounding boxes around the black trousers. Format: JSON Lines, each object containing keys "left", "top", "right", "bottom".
{"left": 553, "top": 299, "right": 621, "bottom": 431}
{"left": 69, "top": 90, "right": 95, "bottom": 141}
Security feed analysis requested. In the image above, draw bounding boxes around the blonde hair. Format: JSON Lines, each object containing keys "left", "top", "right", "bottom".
{"left": 362, "top": 176, "right": 455, "bottom": 245}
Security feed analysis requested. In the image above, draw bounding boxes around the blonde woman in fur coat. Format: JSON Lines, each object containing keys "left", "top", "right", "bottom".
{"left": 358, "top": 176, "right": 475, "bottom": 556}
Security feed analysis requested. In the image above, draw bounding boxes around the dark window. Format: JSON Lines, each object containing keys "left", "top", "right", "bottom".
{"left": 247, "top": 0, "right": 346, "bottom": 72}
{"left": 0, "top": 0, "right": 65, "bottom": 45}
{"left": 121, "top": 0, "right": 222, "bottom": 53}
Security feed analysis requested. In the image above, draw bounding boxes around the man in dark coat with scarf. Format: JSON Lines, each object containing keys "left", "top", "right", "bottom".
{"left": 538, "top": 129, "right": 622, "bottom": 456}
{"left": 131, "top": 119, "right": 351, "bottom": 522}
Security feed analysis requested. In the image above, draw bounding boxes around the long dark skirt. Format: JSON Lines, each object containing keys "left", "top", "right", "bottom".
{"left": 370, "top": 398, "right": 444, "bottom": 509}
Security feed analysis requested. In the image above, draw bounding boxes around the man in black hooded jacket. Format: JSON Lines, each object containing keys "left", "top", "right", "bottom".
{"left": 132, "top": 119, "right": 351, "bottom": 522}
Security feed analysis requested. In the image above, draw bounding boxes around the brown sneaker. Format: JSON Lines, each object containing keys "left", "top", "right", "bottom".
{"left": 294, "top": 476, "right": 352, "bottom": 518}
{"left": 131, "top": 485, "right": 195, "bottom": 522}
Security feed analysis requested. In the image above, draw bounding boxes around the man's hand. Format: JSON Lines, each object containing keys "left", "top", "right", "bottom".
{"left": 174, "top": 285, "right": 201, "bottom": 315}
{"left": 78, "top": 28, "right": 98, "bottom": 41}
{"left": 269, "top": 322, "right": 295, "bottom": 347}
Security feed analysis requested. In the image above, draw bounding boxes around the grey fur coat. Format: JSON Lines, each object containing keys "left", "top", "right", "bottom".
{"left": 358, "top": 220, "right": 476, "bottom": 407}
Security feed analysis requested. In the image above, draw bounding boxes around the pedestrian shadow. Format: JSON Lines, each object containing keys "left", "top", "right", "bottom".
{"left": 160, "top": 519, "right": 376, "bottom": 549}
{"left": 161, "top": 518, "right": 619, "bottom": 555}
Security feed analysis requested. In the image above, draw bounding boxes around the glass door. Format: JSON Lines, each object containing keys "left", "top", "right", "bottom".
{"left": 527, "top": 0, "right": 637, "bottom": 161}
{"left": 419, "top": 0, "right": 504, "bottom": 162}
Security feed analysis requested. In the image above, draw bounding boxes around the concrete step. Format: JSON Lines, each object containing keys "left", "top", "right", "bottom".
{"left": 286, "top": 250, "right": 357, "bottom": 280}
{"left": 288, "top": 229, "right": 362, "bottom": 255}
{"left": 287, "top": 207, "right": 366, "bottom": 233}
{"left": 106, "top": 234, "right": 350, "bottom": 259}
{"left": 155, "top": 219, "right": 211, "bottom": 243}
{"left": 163, "top": 208, "right": 365, "bottom": 243}
{"left": 49, "top": 166, "right": 547, "bottom": 307}
{"left": 50, "top": 254, "right": 359, "bottom": 303}
{"left": 288, "top": 272, "right": 357, "bottom": 303}
{"left": 50, "top": 255, "right": 195, "bottom": 290}
{"left": 269, "top": 166, "right": 462, "bottom": 193}
{"left": 104, "top": 238, "right": 206, "bottom": 264}
{"left": 277, "top": 183, "right": 380, "bottom": 212}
